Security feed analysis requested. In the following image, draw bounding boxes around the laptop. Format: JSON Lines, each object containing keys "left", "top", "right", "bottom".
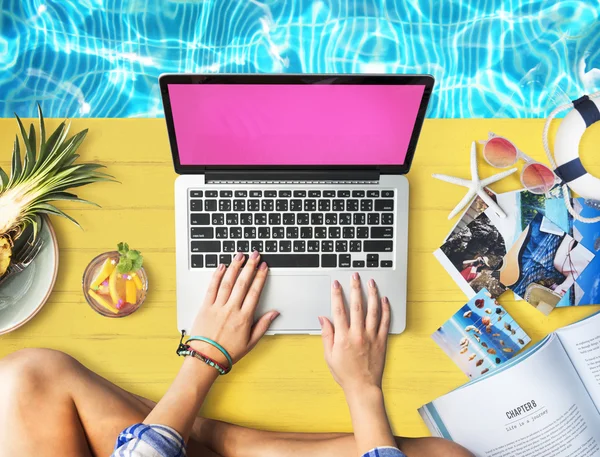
{"left": 159, "top": 74, "right": 434, "bottom": 335}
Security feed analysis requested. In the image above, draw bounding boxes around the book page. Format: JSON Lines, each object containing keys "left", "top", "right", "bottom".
{"left": 421, "top": 335, "right": 600, "bottom": 457}
{"left": 557, "top": 312, "right": 600, "bottom": 410}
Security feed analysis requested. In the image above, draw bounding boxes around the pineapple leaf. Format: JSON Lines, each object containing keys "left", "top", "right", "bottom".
{"left": 22, "top": 123, "right": 37, "bottom": 177}
{"left": 14, "top": 115, "right": 34, "bottom": 176}
{"left": 38, "top": 104, "right": 46, "bottom": 147}
{"left": 29, "top": 217, "right": 39, "bottom": 240}
{"left": 51, "top": 178, "right": 115, "bottom": 193}
{"left": 36, "top": 191, "right": 101, "bottom": 207}
{"left": 29, "top": 203, "right": 82, "bottom": 229}
{"left": 2, "top": 107, "right": 115, "bottom": 238}
{"left": 55, "top": 130, "right": 88, "bottom": 168}
{"left": 61, "top": 153, "right": 80, "bottom": 168}
{"left": 0, "top": 167, "right": 8, "bottom": 191}
{"left": 28, "top": 123, "right": 37, "bottom": 160}
{"left": 50, "top": 176, "right": 115, "bottom": 191}
{"left": 39, "top": 129, "right": 86, "bottom": 177}
{"left": 36, "top": 121, "right": 66, "bottom": 171}
{"left": 34, "top": 121, "right": 70, "bottom": 179}
{"left": 10, "top": 135, "right": 22, "bottom": 185}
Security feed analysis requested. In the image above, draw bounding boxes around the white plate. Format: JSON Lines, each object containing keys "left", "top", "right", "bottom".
{"left": 0, "top": 216, "right": 59, "bottom": 335}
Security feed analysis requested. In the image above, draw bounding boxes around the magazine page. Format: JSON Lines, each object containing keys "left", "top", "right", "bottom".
{"left": 556, "top": 312, "right": 600, "bottom": 410}
{"left": 420, "top": 335, "right": 600, "bottom": 457}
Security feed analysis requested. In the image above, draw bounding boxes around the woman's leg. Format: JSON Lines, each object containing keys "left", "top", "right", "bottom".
{"left": 0, "top": 348, "right": 220, "bottom": 457}
{"left": 193, "top": 419, "right": 474, "bottom": 457}
{"left": 0, "top": 349, "right": 472, "bottom": 457}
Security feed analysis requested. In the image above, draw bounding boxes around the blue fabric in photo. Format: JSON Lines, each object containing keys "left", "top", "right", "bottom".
{"left": 511, "top": 213, "right": 565, "bottom": 298}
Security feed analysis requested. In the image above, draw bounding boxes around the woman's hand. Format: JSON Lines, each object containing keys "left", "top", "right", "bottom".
{"left": 319, "top": 273, "right": 396, "bottom": 455}
{"left": 319, "top": 273, "right": 390, "bottom": 396}
{"left": 145, "top": 251, "right": 277, "bottom": 440}
{"left": 189, "top": 251, "right": 279, "bottom": 366}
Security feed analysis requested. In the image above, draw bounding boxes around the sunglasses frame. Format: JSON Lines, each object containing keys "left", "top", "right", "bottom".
{"left": 479, "top": 132, "right": 560, "bottom": 195}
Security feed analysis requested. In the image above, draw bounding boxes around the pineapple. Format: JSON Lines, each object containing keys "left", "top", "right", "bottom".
{"left": 0, "top": 237, "right": 11, "bottom": 276}
{"left": 0, "top": 105, "right": 113, "bottom": 275}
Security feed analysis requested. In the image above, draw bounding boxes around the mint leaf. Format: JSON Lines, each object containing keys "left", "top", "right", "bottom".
{"left": 115, "top": 243, "right": 143, "bottom": 273}
{"left": 116, "top": 243, "right": 142, "bottom": 273}
{"left": 131, "top": 255, "right": 143, "bottom": 272}
{"left": 127, "top": 250, "right": 140, "bottom": 261}
{"left": 117, "top": 242, "right": 128, "bottom": 256}
{"left": 117, "top": 257, "right": 133, "bottom": 274}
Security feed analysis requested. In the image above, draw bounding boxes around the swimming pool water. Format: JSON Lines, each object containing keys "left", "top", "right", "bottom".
{"left": 1, "top": 0, "right": 599, "bottom": 118}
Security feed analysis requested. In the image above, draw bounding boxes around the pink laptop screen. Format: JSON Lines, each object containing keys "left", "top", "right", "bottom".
{"left": 169, "top": 84, "right": 426, "bottom": 166}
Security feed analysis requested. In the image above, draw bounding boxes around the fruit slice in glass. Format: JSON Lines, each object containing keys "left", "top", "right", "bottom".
{"left": 82, "top": 251, "right": 148, "bottom": 317}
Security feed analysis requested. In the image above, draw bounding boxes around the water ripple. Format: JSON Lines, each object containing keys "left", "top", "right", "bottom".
{"left": 0, "top": 0, "right": 598, "bottom": 118}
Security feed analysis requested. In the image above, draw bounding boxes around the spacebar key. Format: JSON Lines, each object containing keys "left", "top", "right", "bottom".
{"left": 260, "top": 254, "right": 319, "bottom": 268}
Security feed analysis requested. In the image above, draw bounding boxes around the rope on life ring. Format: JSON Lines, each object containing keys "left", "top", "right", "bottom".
{"left": 543, "top": 91, "right": 600, "bottom": 223}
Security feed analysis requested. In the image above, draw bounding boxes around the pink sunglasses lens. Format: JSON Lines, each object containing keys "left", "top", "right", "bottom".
{"left": 522, "top": 163, "right": 555, "bottom": 194}
{"left": 484, "top": 137, "right": 518, "bottom": 168}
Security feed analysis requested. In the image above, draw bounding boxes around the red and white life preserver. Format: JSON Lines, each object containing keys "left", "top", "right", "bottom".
{"left": 544, "top": 93, "right": 600, "bottom": 223}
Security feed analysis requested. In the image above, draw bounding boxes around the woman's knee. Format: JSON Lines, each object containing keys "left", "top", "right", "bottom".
{"left": 0, "top": 348, "right": 81, "bottom": 389}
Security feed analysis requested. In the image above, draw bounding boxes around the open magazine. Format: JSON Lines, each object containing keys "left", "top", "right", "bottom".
{"left": 419, "top": 311, "right": 600, "bottom": 457}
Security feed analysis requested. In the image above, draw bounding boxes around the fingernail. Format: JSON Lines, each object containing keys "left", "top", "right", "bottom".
{"left": 235, "top": 252, "right": 244, "bottom": 261}
{"left": 259, "top": 261, "right": 268, "bottom": 271}
{"left": 218, "top": 263, "right": 226, "bottom": 271}
{"left": 383, "top": 296, "right": 389, "bottom": 305}
{"left": 318, "top": 316, "right": 324, "bottom": 326}
{"left": 352, "top": 272, "right": 359, "bottom": 281}
{"left": 332, "top": 280, "right": 340, "bottom": 289}
{"left": 251, "top": 250, "right": 260, "bottom": 259}
{"left": 271, "top": 311, "right": 280, "bottom": 321}
{"left": 368, "top": 279, "right": 375, "bottom": 288}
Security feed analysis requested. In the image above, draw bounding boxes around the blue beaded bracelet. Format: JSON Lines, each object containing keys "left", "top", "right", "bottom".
{"left": 177, "top": 344, "right": 230, "bottom": 375}
{"left": 185, "top": 335, "right": 233, "bottom": 370}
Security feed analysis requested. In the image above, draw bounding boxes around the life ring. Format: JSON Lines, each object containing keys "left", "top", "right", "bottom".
{"left": 553, "top": 95, "right": 600, "bottom": 199}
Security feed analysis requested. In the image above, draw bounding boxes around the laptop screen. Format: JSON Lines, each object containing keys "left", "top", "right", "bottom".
{"left": 168, "top": 83, "right": 426, "bottom": 166}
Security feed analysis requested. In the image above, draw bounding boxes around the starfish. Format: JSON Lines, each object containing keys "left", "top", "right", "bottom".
{"left": 433, "top": 142, "right": 517, "bottom": 220}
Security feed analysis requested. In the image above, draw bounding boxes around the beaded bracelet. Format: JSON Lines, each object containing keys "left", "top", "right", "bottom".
{"left": 176, "top": 330, "right": 232, "bottom": 375}
{"left": 185, "top": 335, "right": 234, "bottom": 369}
{"left": 177, "top": 344, "right": 230, "bottom": 375}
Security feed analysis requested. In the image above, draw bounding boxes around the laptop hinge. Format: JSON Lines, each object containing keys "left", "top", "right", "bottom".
{"left": 205, "top": 170, "right": 380, "bottom": 183}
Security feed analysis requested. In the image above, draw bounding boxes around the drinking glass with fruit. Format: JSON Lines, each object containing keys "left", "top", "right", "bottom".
{"left": 83, "top": 243, "right": 147, "bottom": 317}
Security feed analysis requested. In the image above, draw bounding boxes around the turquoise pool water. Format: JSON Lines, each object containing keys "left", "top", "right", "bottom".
{"left": 1, "top": 0, "right": 599, "bottom": 118}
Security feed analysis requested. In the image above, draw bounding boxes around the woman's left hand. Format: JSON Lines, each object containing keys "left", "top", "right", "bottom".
{"left": 189, "top": 251, "right": 279, "bottom": 366}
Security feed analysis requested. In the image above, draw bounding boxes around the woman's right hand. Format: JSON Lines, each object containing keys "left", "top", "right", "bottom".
{"left": 319, "top": 273, "right": 396, "bottom": 455}
{"left": 319, "top": 273, "right": 390, "bottom": 396}
{"left": 188, "top": 251, "right": 279, "bottom": 367}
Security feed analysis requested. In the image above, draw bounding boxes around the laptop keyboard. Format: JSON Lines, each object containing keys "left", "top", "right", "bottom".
{"left": 188, "top": 189, "right": 395, "bottom": 269}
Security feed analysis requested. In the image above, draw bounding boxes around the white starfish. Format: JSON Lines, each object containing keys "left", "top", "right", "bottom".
{"left": 433, "top": 142, "right": 517, "bottom": 220}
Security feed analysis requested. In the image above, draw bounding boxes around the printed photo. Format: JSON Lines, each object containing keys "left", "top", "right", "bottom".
{"left": 432, "top": 289, "right": 531, "bottom": 379}
{"left": 570, "top": 199, "right": 600, "bottom": 306}
{"left": 445, "top": 191, "right": 496, "bottom": 240}
{"left": 434, "top": 187, "right": 588, "bottom": 303}
{"left": 500, "top": 213, "right": 595, "bottom": 314}
{"left": 493, "top": 186, "right": 571, "bottom": 245}
{"left": 437, "top": 212, "right": 507, "bottom": 299}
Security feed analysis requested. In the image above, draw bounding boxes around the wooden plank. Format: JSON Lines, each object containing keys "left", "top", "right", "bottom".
{"left": 0, "top": 118, "right": 598, "bottom": 437}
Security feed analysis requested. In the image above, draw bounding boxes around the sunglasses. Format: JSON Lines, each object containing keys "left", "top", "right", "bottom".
{"left": 479, "top": 133, "right": 559, "bottom": 195}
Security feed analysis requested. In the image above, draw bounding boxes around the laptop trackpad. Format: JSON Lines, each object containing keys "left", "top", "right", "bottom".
{"left": 256, "top": 275, "right": 331, "bottom": 333}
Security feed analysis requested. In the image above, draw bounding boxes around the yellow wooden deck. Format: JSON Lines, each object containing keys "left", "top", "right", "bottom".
{"left": 1, "top": 118, "right": 599, "bottom": 436}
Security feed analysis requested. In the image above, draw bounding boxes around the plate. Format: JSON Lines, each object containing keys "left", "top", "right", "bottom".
{"left": 0, "top": 216, "right": 59, "bottom": 335}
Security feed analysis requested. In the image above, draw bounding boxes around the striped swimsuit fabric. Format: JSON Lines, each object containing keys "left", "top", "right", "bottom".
{"left": 111, "top": 423, "right": 406, "bottom": 457}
